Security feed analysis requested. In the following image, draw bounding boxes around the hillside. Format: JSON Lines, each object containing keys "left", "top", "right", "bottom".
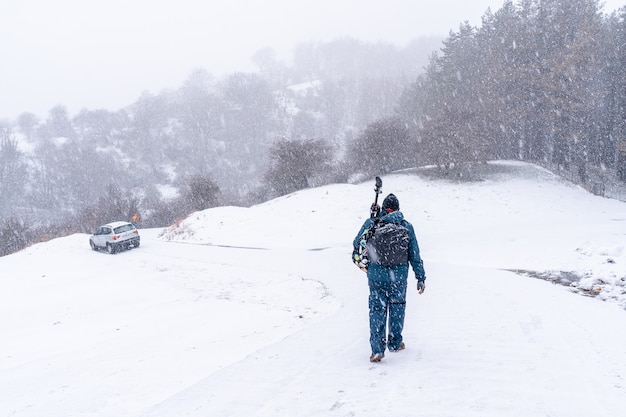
{"left": 1, "top": 161, "right": 625, "bottom": 417}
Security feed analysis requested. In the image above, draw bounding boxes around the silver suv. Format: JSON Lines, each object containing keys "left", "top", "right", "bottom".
{"left": 89, "top": 221, "right": 140, "bottom": 254}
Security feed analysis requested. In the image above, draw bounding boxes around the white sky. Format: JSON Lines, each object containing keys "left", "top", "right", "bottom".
{"left": 0, "top": 0, "right": 624, "bottom": 120}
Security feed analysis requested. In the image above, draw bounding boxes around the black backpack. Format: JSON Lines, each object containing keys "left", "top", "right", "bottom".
{"left": 365, "top": 221, "right": 410, "bottom": 267}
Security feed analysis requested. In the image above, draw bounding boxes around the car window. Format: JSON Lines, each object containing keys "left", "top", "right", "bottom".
{"left": 114, "top": 224, "right": 134, "bottom": 234}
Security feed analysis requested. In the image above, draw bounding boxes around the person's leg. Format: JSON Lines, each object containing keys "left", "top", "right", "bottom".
{"left": 388, "top": 278, "right": 407, "bottom": 351}
{"left": 368, "top": 279, "right": 388, "bottom": 356}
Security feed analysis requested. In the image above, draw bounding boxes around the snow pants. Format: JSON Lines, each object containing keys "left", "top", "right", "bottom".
{"left": 367, "top": 271, "right": 408, "bottom": 355}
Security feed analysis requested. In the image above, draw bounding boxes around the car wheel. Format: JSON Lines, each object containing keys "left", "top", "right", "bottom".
{"left": 106, "top": 243, "right": 116, "bottom": 254}
{"left": 90, "top": 241, "right": 97, "bottom": 251}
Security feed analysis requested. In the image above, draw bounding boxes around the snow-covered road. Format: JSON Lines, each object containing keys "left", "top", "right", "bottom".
{"left": 1, "top": 161, "right": 625, "bottom": 416}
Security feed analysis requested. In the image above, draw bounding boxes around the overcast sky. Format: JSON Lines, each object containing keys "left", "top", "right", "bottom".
{"left": 0, "top": 0, "right": 623, "bottom": 121}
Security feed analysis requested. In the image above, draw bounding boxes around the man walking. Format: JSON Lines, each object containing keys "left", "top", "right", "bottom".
{"left": 353, "top": 193, "right": 426, "bottom": 363}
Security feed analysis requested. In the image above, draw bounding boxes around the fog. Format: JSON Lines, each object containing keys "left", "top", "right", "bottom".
{"left": 2, "top": 0, "right": 621, "bottom": 120}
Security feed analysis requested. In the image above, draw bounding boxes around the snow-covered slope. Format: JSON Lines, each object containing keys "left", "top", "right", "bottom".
{"left": 1, "top": 161, "right": 625, "bottom": 417}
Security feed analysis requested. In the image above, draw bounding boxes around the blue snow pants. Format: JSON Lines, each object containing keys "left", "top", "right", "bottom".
{"left": 367, "top": 264, "right": 408, "bottom": 355}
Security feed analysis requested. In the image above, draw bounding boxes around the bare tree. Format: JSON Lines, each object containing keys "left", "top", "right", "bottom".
{"left": 264, "top": 138, "right": 334, "bottom": 196}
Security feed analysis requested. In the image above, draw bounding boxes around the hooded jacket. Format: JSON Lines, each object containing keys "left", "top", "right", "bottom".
{"left": 353, "top": 210, "right": 425, "bottom": 281}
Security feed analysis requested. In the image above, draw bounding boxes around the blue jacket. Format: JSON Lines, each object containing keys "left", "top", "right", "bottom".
{"left": 353, "top": 210, "right": 425, "bottom": 282}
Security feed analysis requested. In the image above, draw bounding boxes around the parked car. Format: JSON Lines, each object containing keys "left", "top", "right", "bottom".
{"left": 89, "top": 221, "right": 140, "bottom": 254}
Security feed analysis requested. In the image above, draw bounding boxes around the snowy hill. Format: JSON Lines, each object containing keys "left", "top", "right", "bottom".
{"left": 1, "top": 161, "right": 625, "bottom": 417}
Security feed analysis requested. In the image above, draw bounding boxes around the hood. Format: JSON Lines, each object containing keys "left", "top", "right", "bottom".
{"left": 380, "top": 210, "right": 404, "bottom": 224}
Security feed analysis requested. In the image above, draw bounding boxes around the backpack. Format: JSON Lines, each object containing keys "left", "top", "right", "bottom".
{"left": 365, "top": 221, "right": 410, "bottom": 267}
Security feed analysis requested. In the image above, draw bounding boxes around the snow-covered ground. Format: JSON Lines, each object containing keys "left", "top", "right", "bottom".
{"left": 1, "top": 161, "right": 625, "bottom": 417}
